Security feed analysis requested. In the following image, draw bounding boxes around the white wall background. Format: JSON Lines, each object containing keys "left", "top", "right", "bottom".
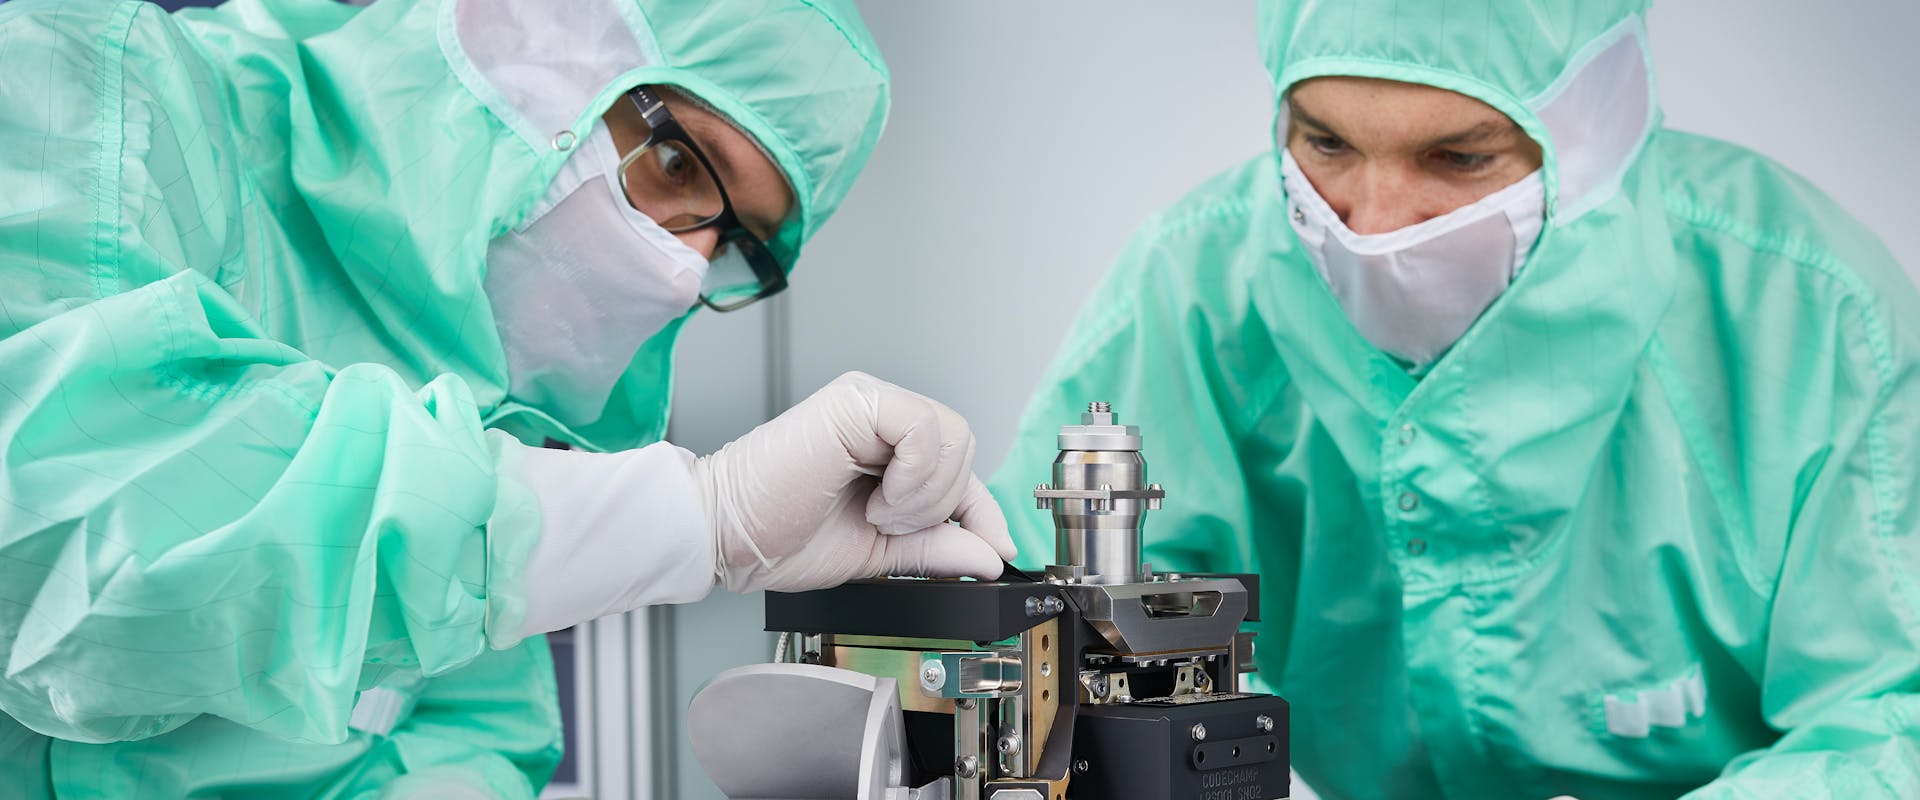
{"left": 658, "top": 2, "right": 1920, "bottom": 797}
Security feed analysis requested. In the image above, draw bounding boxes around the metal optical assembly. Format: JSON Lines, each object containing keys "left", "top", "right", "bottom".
{"left": 692, "top": 403, "right": 1290, "bottom": 799}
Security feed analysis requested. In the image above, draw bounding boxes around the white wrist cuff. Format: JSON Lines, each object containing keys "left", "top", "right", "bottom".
{"left": 513, "top": 441, "right": 715, "bottom": 639}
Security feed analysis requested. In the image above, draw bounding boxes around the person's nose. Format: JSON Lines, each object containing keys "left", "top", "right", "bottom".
{"left": 675, "top": 227, "right": 721, "bottom": 259}
{"left": 1337, "top": 166, "right": 1430, "bottom": 235}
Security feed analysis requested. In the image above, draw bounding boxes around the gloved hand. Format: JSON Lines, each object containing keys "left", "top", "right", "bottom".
{"left": 694, "top": 371, "right": 1016, "bottom": 593}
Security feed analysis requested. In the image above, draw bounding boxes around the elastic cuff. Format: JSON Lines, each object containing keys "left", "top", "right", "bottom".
{"left": 483, "top": 431, "right": 544, "bottom": 647}
{"left": 506, "top": 441, "right": 716, "bottom": 642}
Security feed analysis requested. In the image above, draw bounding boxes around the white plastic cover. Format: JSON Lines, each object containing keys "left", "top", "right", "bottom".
{"left": 690, "top": 663, "right": 909, "bottom": 800}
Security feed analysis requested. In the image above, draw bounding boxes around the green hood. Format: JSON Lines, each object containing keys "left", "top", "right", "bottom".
{"left": 1252, "top": 0, "right": 1676, "bottom": 536}
{"left": 179, "top": 0, "right": 890, "bottom": 451}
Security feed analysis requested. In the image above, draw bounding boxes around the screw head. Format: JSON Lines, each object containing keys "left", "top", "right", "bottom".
{"left": 1256, "top": 714, "right": 1275, "bottom": 732}
{"left": 1191, "top": 723, "right": 1208, "bottom": 741}
{"left": 1073, "top": 759, "right": 1091, "bottom": 774}
{"left": 1090, "top": 676, "right": 1110, "bottom": 698}
{"left": 998, "top": 735, "right": 1021, "bottom": 755}
{"left": 919, "top": 661, "right": 946, "bottom": 692}
{"left": 956, "top": 755, "right": 979, "bottom": 779}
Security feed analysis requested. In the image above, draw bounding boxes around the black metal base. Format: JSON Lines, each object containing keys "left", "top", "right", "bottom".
{"left": 1071, "top": 694, "right": 1291, "bottom": 800}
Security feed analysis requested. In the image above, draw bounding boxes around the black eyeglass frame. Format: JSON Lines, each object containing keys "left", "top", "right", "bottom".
{"left": 620, "top": 86, "right": 788, "bottom": 312}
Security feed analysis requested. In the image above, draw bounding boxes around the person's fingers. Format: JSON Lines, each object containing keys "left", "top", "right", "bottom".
{"left": 867, "top": 521, "right": 1004, "bottom": 581}
{"left": 947, "top": 474, "right": 1015, "bottom": 561}
{"left": 865, "top": 386, "right": 946, "bottom": 503}
{"left": 867, "top": 430, "right": 978, "bottom": 535}
{"left": 860, "top": 383, "right": 977, "bottom": 534}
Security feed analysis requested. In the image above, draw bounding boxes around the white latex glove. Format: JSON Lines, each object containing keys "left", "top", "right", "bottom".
{"left": 695, "top": 371, "right": 1017, "bottom": 593}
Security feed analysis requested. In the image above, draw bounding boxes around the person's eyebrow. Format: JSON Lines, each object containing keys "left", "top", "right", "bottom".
{"left": 1288, "top": 100, "right": 1341, "bottom": 138}
{"left": 675, "top": 113, "right": 785, "bottom": 240}
{"left": 1421, "top": 118, "right": 1520, "bottom": 149}
{"left": 1290, "top": 98, "right": 1522, "bottom": 150}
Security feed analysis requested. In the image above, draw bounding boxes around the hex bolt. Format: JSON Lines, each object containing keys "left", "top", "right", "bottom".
{"left": 1191, "top": 723, "right": 1208, "bottom": 742}
{"left": 1027, "top": 595, "right": 1065, "bottom": 617}
{"left": 920, "top": 660, "right": 946, "bottom": 693}
{"left": 998, "top": 735, "right": 1021, "bottom": 755}
{"left": 1256, "top": 714, "right": 1275, "bottom": 732}
{"left": 956, "top": 755, "right": 979, "bottom": 779}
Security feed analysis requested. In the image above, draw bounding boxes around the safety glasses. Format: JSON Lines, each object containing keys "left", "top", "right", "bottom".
{"left": 617, "top": 86, "right": 788, "bottom": 312}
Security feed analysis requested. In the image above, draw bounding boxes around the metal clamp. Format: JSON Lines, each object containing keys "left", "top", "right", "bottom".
{"left": 1065, "top": 577, "right": 1248, "bottom": 654}
{"left": 918, "top": 651, "right": 1024, "bottom": 698}
{"left": 1033, "top": 483, "right": 1165, "bottom": 511}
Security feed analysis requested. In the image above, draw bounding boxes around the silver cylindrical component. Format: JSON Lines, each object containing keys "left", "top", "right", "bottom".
{"left": 1052, "top": 450, "right": 1145, "bottom": 583}
{"left": 1035, "top": 402, "right": 1162, "bottom": 584}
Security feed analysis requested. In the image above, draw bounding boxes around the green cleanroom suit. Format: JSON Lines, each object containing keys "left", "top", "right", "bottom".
{"left": 0, "top": 0, "right": 888, "bottom": 795}
{"left": 991, "top": 1, "right": 1920, "bottom": 798}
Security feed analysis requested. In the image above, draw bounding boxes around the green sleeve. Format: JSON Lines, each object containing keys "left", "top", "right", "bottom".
{"left": 1680, "top": 285, "right": 1920, "bottom": 798}
{"left": 0, "top": 272, "right": 546, "bottom": 746}
{"left": 337, "top": 637, "right": 565, "bottom": 798}
{"left": 0, "top": 1, "right": 542, "bottom": 746}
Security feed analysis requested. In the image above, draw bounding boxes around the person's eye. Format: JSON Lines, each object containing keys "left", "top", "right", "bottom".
{"left": 652, "top": 143, "right": 698, "bottom": 186}
{"left": 1434, "top": 150, "right": 1495, "bottom": 172}
{"left": 1304, "top": 134, "right": 1347, "bottom": 156}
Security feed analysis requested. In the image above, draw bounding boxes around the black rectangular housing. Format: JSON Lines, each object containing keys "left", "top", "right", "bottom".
{"left": 765, "top": 579, "right": 1064, "bottom": 642}
{"left": 1069, "top": 694, "right": 1291, "bottom": 800}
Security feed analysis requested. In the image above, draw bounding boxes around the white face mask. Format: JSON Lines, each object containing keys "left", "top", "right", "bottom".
{"left": 485, "top": 120, "right": 709, "bottom": 423}
{"left": 1280, "top": 149, "right": 1546, "bottom": 370}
